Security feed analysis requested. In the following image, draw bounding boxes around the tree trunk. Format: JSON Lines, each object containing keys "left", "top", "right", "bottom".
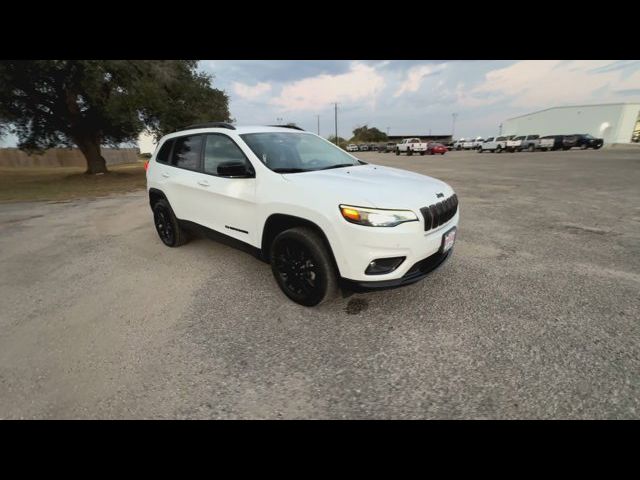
{"left": 75, "top": 136, "right": 108, "bottom": 174}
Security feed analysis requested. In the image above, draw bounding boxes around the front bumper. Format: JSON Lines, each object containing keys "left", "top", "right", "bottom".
{"left": 340, "top": 247, "right": 453, "bottom": 292}
{"left": 331, "top": 210, "right": 459, "bottom": 283}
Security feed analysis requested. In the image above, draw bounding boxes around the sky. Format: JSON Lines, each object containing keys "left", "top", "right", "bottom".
{"left": 202, "top": 60, "right": 640, "bottom": 141}
{"left": 3, "top": 60, "right": 640, "bottom": 150}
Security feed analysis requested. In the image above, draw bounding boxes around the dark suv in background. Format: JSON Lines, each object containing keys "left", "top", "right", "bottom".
{"left": 563, "top": 134, "right": 604, "bottom": 150}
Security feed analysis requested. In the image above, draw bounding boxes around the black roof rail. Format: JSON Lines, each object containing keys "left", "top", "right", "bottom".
{"left": 181, "top": 122, "right": 236, "bottom": 131}
{"left": 268, "top": 124, "right": 305, "bottom": 131}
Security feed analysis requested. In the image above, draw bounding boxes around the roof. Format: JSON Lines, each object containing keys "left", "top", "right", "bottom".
{"left": 505, "top": 102, "right": 640, "bottom": 122}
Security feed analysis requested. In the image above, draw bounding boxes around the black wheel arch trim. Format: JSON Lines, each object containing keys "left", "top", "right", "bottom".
{"left": 149, "top": 188, "right": 168, "bottom": 209}
{"left": 261, "top": 213, "right": 341, "bottom": 274}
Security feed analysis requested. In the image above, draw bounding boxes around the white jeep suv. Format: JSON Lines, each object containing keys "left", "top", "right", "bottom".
{"left": 146, "top": 123, "right": 459, "bottom": 306}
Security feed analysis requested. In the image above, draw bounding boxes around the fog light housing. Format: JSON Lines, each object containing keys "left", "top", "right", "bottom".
{"left": 365, "top": 256, "right": 406, "bottom": 275}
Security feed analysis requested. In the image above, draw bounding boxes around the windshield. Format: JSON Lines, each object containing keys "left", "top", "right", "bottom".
{"left": 240, "top": 132, "right": 362, "bottom": 173}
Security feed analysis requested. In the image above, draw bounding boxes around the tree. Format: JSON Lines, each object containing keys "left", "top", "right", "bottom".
{"left": 327, "top": 135, "right": 348, "bottom": 149}
{"left": 0, "top": 61, "right": 230, "bottom": 174}
{"left": 350, "top": 125, "right": 388, "bottom": 143}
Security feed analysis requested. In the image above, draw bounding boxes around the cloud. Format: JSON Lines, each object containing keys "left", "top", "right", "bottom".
{"left": 232, "top": 81, "right": 272, "bottom": 100}
{"left": 394, "top": 63, "right": 446, "bottom": 97}
{"left": 468, "top": 60, "right": 640, "bottom": 109}
{"left": 270, "top": 62, "right": 385, "bottom": 112}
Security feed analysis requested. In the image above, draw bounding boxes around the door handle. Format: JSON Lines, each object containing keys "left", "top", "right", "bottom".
{"left": 197, "top": 180, "right": 210, "bottom": 187}
{"left": 161, "top": 172, "right": 170, "bottom": 178}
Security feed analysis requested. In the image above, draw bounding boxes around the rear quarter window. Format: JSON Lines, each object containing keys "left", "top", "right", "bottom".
{"left": 156, "top": 139, "right": 174, "bottom": 164}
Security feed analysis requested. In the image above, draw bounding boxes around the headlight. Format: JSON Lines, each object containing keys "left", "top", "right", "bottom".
{"left": 339, "top": 205, "right": 418, "bottom": 227}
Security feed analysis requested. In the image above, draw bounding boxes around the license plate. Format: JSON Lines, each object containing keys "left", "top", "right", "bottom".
{"left": 442, "top": 227, "right": 456, "bottom": 253}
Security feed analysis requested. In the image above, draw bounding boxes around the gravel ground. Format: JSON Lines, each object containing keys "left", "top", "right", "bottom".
{"left": 1, "top": 148, "right": 639, "bottom": 419}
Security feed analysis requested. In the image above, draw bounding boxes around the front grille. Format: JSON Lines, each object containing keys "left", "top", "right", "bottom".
{"left": 420, "top": 194, "right": 458, "bottom": 231}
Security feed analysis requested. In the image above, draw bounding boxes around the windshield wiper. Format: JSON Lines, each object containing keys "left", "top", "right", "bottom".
{"left": 272, "top": 167, "right": 308, "bottom": 173}
{"left": 318, "top": 163, "right": 358, "bottom": 170}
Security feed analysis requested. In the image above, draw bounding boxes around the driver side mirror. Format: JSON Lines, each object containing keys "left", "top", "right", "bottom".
{"left": 217, "top": 161, "right": 254, "bottom": 178}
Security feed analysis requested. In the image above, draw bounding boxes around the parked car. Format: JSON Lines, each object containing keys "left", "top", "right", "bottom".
{"left": 471, "top": 137, "right": 485, "bottom": 150}
{"left": 146, "top": 123, "right": 459, "bottom": 306}
{"left": 479, "top": 136, "right": 509, "bottom": 153}
{"left": 426, "top": 143, "right": 448, "bottom": 155}
{"left": 462, "top": 138, "right": 475, "bottom": 150}
{"left": 506, "top": 135, "right": 525, "bottom": 152}
{"left": 396, "top": 138, "right": 428, "bottom": 156}
{"left": 539, "top": 135, "right": 564, "bottom": 151}
{"left": 358, "top": 144, "right": 369, "bottom": 151}
{"left": 562, "top": 134, "right": 604, "bottom": 150}
{"left": 452, "top": 139, "right": 465, "bottom": 150}
{"left": 384, "top": 142, "right": 396, "bottom": 153}
{"left": 346, "top": 144, "right": 359, "bottom": 152}
{"left": 519, "top": 134, "right": 541, "bottom": 152}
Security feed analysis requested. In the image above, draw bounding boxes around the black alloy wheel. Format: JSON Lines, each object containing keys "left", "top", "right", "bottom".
{"left": 270, "top": 227, "right": 338, "bottom": 306}
{"left": 273, "top": 239, "right": 318, "bottom": 298}
{"left": 154, "top": 204, "right": 175, "bottom": 246}
{"left": 152, "top": 199, "right": 188, "bottom": 247}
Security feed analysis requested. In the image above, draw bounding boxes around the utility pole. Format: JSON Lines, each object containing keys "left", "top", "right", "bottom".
{"left": 334, "top": 103, "right": 338, "bottom": 145}
{"left": 451, "top": 113, "right": 458, "bottom": 139}
{"left": 387, "top": 127, "right": 390, "bottom": 136}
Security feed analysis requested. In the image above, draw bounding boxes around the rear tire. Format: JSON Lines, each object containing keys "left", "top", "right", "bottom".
{"left": 270, "top": 227, "right": 338, "bottom": 307}
{"left": 496, "top": 145, "right": 503, "bottom": 153}
{"left": 528, "top": 144, "right": 535, "bottom": 152}
{"left": 395, "top": 148, "right": 400, "bottom": 156}
{"left": 152, "top": 199, "right": 189, "bottom": 247}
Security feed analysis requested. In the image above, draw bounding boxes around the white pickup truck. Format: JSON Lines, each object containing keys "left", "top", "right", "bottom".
{"left": 506, "top": 135, "right": 525, "bottom": 152}
{"left": 480, "top": 136, "right": 510, "bottom": 153}
{"left": 395, "top": 138, "right": 428, "bottom": 156}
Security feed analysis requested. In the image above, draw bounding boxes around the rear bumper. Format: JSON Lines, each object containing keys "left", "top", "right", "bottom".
{"left": 339, "top": 247, "right": 453, "bottom": 292}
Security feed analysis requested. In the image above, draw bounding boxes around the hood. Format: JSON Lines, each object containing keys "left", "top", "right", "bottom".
{"left": 282, "top": 164, "right": 452, "bottom": 209}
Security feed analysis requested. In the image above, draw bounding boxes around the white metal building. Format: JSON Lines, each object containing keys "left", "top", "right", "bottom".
{"left": 502, "top": 103, "right": 640, "bottom": 145}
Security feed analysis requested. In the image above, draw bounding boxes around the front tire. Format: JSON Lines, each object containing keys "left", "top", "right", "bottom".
{"left": 270, "top": 227, "right": 338, "bottom": 307}
{"left": 395, "top": 148, "right": 400, "bottom": 156}
{"left": 152, "top": 199, "right": 189, "bottom": 247}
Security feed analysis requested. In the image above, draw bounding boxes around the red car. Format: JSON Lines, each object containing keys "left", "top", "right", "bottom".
{"left": 427, "top": 143, "right": 448, "bottom": 155}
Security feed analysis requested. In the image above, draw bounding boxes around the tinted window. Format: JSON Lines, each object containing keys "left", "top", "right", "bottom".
{"left": 496, "top": 136, "right": 506, "bottom": 141}
{"left": 515, "top": 136, "right": 525, "bottom": 140}
{"left": 156, "top": 139, "right": 174, "bottom": 164}
{"left": 527, "top": 135, "right": 539, "bottom": 140}
{"left": 171, "top": 135, "right": 203, "bottom": 170}
{"left": 203, "top": 134, "right": 251, "bottom": 176}
{"left": 486, "top": 137, "right": 494, "bottom": 142}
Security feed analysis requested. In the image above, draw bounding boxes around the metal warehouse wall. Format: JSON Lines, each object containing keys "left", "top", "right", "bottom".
{"left": 502, "top": 103, "right": 640, "bottom": 145}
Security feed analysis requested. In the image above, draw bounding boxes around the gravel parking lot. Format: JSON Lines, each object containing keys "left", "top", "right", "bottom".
{"left": 1, "top": 148, "right": 639, "bottom": 419}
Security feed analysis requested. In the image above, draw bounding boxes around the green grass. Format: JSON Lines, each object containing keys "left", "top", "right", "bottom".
{"left": 0, "top": 162, "right": 147, "bottom": 203}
